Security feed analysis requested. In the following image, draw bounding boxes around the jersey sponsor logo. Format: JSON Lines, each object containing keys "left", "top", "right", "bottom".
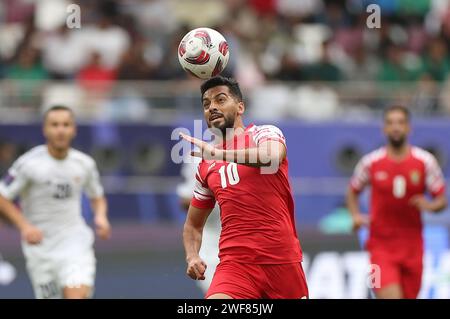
{"left": 2, "top": 172, "right": 15, "bottom": 186}
{"left": 410, "top": 170, "right": 421, "bottom": 185}
{"left": 374, "top": 171, "right": 388, "bottom": 181}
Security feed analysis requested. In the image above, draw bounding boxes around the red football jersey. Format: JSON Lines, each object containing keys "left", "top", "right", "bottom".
{"left": 191, "top": 124, "right": 302, "bottom": 264}
{"left": 350, "top": 146, "right": 446, "bottom": 241}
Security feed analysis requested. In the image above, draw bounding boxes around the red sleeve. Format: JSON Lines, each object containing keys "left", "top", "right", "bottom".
{"left": 253, "top": 125, "right": 287, "bottom": 148}
{"left": 349, "top": 156, "right": 371, "bottom": 193}
{"left": 425, "top": 155, "right": 446, "bottom": 197}
{"left": 190, "top": 162, "right": 216, "bottom": 209}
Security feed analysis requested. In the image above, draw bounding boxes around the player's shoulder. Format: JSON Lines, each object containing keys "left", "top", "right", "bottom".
{"left": 360, "top": 147, "right": 387, "bottom": 166}
{"left": 249, "top": 124, "right": 284, "bottom": 135}
{"left": 410, "top": 146, "right": 438, "bottom": 165}
{"left": 68, "top": 148, "right": 97, "bottom": 169}
{"left": 12, "top": 145, "right": 48, "bottom": 170}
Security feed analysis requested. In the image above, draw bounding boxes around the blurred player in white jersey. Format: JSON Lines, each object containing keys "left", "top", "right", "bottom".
{"left": 0, "top": 106, "right": 111, "bottom": 299}
{"left": 177, "top": 155, "right": 221, "bottom": 294}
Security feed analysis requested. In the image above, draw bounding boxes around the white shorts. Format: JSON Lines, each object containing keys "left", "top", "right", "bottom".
{"left": 23, "top": 226, "right": 96, "bottom": 299}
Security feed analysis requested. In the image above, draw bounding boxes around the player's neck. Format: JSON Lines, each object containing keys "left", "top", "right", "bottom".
{"left": 219, "top": 121, "right": 245, "bottom": 142}
{"left": 386, "top": 143, "right": 410, "bottom": 160}
{"left": 47, "top": 144, "right": 69, "bottom": 160}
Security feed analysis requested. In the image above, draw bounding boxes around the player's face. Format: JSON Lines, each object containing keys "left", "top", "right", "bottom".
{"left": 383, "top": 110, "right": 410, "bottom": 148}
{"left": 202, "top": 85, "right": 244, "bottom": 135}
{"left": 43, "top": 110, "right": 76, "bottom": 151}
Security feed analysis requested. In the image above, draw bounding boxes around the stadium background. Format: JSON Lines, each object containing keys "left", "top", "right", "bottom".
{"left": 0, "top": 0, "right": 450, "bottom": 298}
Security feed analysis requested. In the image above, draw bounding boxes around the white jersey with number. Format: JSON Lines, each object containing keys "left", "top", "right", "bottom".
{"left": 0, "top": 145, "right": 104, "bottom": 298}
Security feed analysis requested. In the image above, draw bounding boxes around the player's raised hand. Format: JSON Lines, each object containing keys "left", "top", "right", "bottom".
{"left": 179, "top": 133, "right": 219, "bottom": 160}
{"left": 186, "top": 255, "right": 207, "bottom": 280}
{"left": 352, "top": 213, "right": 369, "bottom": 232}
{"left": 21, "top": 224, "right": 43, "bottom": 245}
{"left": 94, "top": 214, "right": 111, "bottom": 240}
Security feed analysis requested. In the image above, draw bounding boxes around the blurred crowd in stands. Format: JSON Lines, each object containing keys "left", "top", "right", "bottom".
{"left": 0, "top": 0, "right": 450, "bottom": 119}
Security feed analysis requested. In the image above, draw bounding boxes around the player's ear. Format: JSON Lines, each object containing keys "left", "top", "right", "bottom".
{"left": 237, "top": 101, "right": 245, "bottom": 116}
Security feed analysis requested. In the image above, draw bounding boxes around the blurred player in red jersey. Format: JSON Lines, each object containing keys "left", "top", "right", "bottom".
{"left": 347, "top": 105, "right": 447, "bottom": 299}
{"left": 180, "top": 76, "right": 308, "bottom": 299}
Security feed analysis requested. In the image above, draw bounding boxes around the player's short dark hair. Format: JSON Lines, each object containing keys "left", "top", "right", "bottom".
{"left": 383, "top": 105, "right": 410, "bottom": 122}
{"left": 200, "top": 76, "right": 243, "bottom": 102}
{"left": 43, "top": 105, "right": 75, "bottom": 122}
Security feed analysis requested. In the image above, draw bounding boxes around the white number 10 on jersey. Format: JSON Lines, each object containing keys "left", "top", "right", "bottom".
{"left": 218, "top": 163, "right": 240, "bottom": 188}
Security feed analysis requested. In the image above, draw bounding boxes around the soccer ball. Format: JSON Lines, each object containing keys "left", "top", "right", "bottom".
{"left": 178, "top": 27, "right": 230, "bottom": 79}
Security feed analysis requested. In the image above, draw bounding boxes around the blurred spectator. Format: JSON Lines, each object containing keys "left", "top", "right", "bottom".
{"left": 342, "top": 45, "right": 380, "bottom": 81}
{"left": 377, "top": 44, "right": 422, "bottom": 82}
{"left": 304, "top": 41, "right": 343, "bottom": 82}
{"left": 317, "top": 1, "right": 352, "bottom": 29}
{"left": 155, "top": 27, "right": 189, "bottom": 80}
{"left": 5, "top": 46, "right": 48, "bottom": 80}
{"left": 77, "top": 51, "right": 116, "bottom": 91}
{"left": 272, "top": 53, "right": 305, "bottom": 81}
{"left": 83, "top": 13, "right": 130, "bottom": 69}
{"left": 43, "top": 26, "right": 88, "bottom": 79}
{"left": 116, "top": 39, "right": 158, "bottom": 80}
{"left": 421, "top": 37, "right": 450, "bottom": 82}
{"left": 3, "top": 0, "right": 34, "bottom": 23}
{"left": 276, "top": 0, "right": 324, "bottom": 20}
{"left": 126, "top": 0, "right": 176, "bottom": 41}
{"left": 248, "top": 0, "right": 277, "bottom": 16}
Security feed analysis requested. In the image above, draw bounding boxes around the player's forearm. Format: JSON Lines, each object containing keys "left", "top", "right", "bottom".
{"left": 219, "top": 145, "right": 284, "bottom": 168}
{"left": 428, "top": 195, "right": 448, "bottom": 213}
{"left": 0, "top": 196, "right": 30, "bottom": 231}
{"left": 183, "top": 222, "right": 203, "bottom": 262}
{"left": 90, "top": 197, "right": 108, "bottom": 218}
{"left": 346, "top": 189, "right": 362, "bottom": 218}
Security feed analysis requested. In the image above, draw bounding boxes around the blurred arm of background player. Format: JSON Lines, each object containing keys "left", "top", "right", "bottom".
{"left": 346, "top": 188, "right": 370, "bottom": 232}
{"left": 90, "top": 196, "right": 111, "bottom": 240}
{"left": 346, "top": 189, "right": 447, "bottom": 232}
{"left": 0, "top": 195, "right": 43, "bottom": 244}
{"left": 409, "top": 193, "right": 447, "bottom": 213}
{"left": 183, "top": 205, "right": 213, "bottom": 281}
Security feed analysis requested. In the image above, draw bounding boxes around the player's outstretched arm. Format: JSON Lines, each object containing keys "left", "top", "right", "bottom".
{"left": 409, "top": 194, "right": 448, "bottom": 213}
{"left": 0, "top": 195, "right": 42, "bottom": 244}
{"left": 183, "top": 205, "right": 213, "bottom": 280}
{"left": 180, "top": 133, "right": 286, "bottom": 168}
{"left": 346, "top": 188, "right": 369, "bottom": 231}
{"left": 91, "top": 196, "right": 111, "bottom": 240}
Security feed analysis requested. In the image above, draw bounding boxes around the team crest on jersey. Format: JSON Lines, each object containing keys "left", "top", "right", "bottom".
{"left": 410, "top": 170, "right": 421, "bottom": 185}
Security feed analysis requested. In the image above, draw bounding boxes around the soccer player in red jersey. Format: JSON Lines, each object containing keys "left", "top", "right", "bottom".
{"left": 347, "top": 105, "right": 447, "bottom": 299}
{"left": 180, "top": 76, "right": 308, "bottom": 299}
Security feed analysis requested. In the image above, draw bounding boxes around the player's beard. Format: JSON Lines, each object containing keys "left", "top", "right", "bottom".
{"left": 209, "top": 114, "right": 235, "bottom": 140}
{"left": 388, "top": 135, "right": 406, "bottom": 149}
